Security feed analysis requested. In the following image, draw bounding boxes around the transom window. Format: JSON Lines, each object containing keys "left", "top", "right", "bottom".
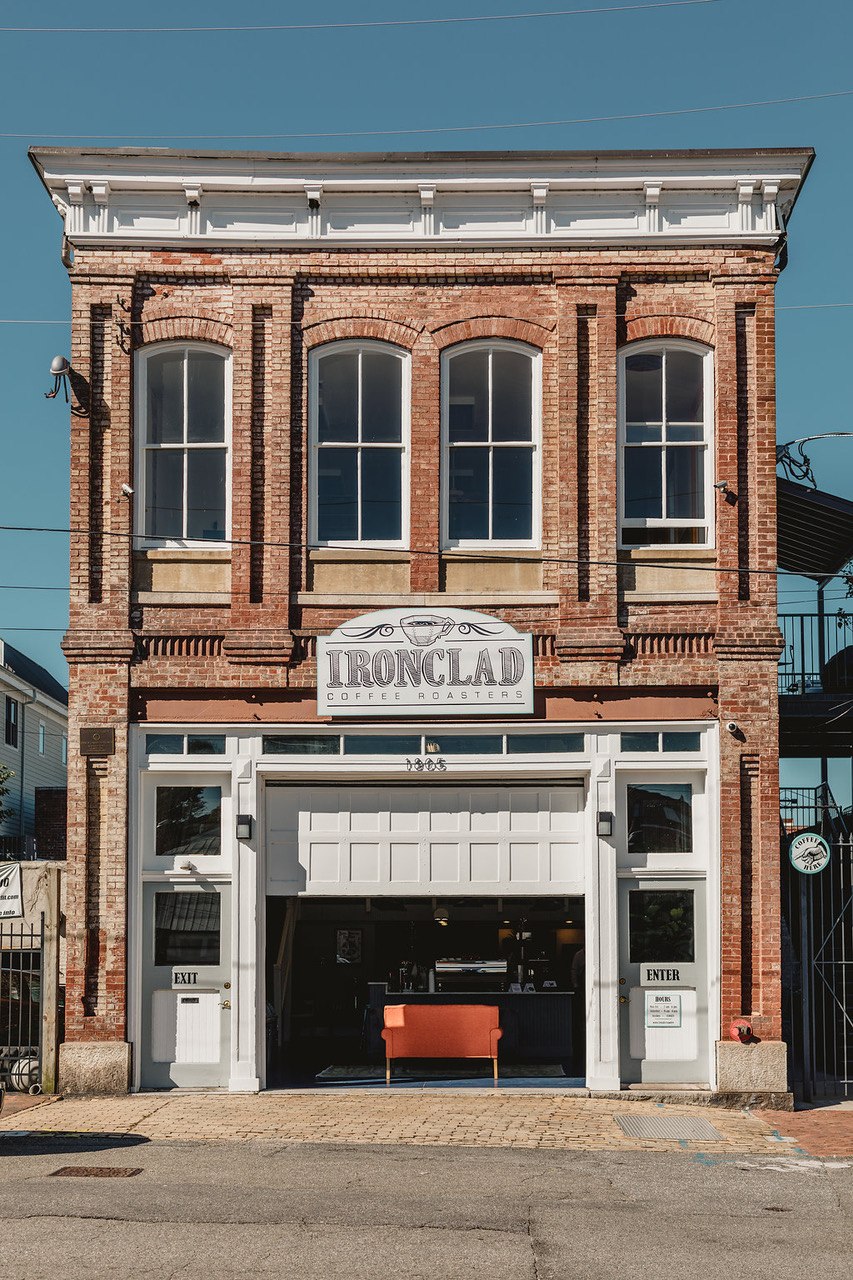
{"left": 311, "top": 342, "right": 409, "bottom": 546}
{"left": 137, "top": 343, "right": 230, "bottom": 543}
{"left": 619, "top": 341, "right": 713, "bottom": 546}
{"left": 442, "top": 342, "right": 540, "bottom": 547}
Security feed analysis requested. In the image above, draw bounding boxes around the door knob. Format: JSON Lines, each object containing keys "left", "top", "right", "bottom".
{"left": 220, "top": 1000, "right": 231, "bottom": 1009}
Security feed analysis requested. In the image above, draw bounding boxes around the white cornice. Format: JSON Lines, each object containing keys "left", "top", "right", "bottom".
{"left": 31, "top": 148, "right": 812, "bottom": 250}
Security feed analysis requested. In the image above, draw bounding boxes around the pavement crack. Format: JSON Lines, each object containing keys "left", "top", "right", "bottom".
{"left": 527, "top": 1203, "right": 541, "bottom": 1280}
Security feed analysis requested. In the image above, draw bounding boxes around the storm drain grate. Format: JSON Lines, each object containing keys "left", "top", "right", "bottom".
{"left": 49, "top": 1166, "right": 142, "bottom": 1178}
{"left": 614, "top": 1114, "right": 725, "bottom": 1141}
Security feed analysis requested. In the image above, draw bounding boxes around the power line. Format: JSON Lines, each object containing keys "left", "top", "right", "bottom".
{"left": 10, "top": 88, "right": 852, "bottom": 141}
{"left": 3, "top": 303, "right": 853, "bottom": 327}
{"left": 0, "top": 521, "right": 843, "bottom": 580}
{"left": 0, "top": 2, "right": 722, "bottom": 35}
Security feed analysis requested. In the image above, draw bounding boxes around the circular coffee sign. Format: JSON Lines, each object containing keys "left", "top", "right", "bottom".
{"left": 789, "top": 831, "right": 831, "bottom": 875}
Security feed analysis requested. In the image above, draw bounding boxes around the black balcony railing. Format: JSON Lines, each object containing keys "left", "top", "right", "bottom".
{"left": 0, "top": 836, "right": 38, "bottom": 862}
{"left": 778, "top": 613, "right": 853, "bottom": 697}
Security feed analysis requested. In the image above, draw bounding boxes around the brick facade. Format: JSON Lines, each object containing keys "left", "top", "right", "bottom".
{"left": 34, "top": 148, "right": 811, "bottom": 1094}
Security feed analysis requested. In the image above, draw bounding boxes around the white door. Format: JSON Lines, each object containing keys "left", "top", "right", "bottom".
{"left": 618, "top": 878, "right": 708, "bottom": 1085}
{"left": 140, "top": 883, "right": 231, "bottom": 1088}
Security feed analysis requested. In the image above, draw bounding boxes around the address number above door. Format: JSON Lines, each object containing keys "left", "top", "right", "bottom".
{"left": 317, "top": 608, "right": 534, "bottom": 717}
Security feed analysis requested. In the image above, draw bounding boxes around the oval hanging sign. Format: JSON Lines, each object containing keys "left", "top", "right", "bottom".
{"left": 317, "top": 607, "right": 533, "bottom": 717}
{"left": 788, "top": 831, "right": 831, "bottom": 875}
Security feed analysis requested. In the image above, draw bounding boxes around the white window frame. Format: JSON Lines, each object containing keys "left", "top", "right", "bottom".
{"left": 61, "top": 735, "right": 68, "bottom": 766}
{"left": 309, "top": 340, "right": 410, "bottom": 549}
{"left": 617, "top": 339, "right": 714, "bottom": 549}
{"left": 441, "top": 339, "right": 542, "bottom": 551}
{"left": 135, "top": 341, "right": 232, "bottom": 548}
{"left": 38, "top": 721, "right": 45, "bottom": 755}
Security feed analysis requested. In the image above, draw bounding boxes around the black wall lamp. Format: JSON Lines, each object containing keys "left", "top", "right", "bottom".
{"left": 236, "top": 814, "right": 253, "bottom": 841}
{"left": 597, "top": 811, "right": 614, "bottom": 838}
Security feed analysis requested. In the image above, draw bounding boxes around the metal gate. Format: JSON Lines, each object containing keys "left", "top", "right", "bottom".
{"left": 0, "top": 915, "right": 44, "bottom": 1092}
{"left": 781, "top": 786, "right": 853, "bottom": 1099}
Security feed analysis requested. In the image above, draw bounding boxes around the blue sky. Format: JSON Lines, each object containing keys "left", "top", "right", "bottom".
{"left": 0, "top": 0, "right": 851, "bottom": 689}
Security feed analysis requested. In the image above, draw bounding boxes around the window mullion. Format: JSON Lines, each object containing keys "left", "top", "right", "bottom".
{"left": 487, "top": 348, "right": 494, "bottom": 539}
{"left": 182, "top": 352, "right": 190, "bottom": 539}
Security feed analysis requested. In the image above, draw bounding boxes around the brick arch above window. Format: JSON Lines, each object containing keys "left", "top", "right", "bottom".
{"left": 134, "top": 313, "right": 233, "bottom": 349}
{"left": 622, "top": 315, "right": 715, "bottom": 347}
{"left": 303, "top": 316, "right": 422, "bottom": 351}
{"left": 431, "top": 315, "right": 555, "bottom": 351}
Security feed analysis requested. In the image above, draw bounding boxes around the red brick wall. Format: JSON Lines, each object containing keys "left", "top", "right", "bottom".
{"left": 60, "top": 242, "right": 783, "bottom": 1051}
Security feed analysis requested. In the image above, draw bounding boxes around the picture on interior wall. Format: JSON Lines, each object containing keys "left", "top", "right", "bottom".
{"left": 336, "top": 929, "right": 363, "bottom": 965}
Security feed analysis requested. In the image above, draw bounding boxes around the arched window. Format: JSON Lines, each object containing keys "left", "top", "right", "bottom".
{"left": 310, "top": 342, "right": 409, "bottom": 546}
{"left": 442, "top": 341, "right": 541, "bottom": 548}
{"left": 136, "top": 343, "right": 231, "bottom": 543}
{"left": 618, "top": 341, "right": 714, "bottom": 547}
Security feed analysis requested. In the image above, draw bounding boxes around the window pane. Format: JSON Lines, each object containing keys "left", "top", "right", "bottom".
{"left": 492, "top": 349, "right": 532, "bottom": 442}
{"left": 361, "top": 448, "right": 402, "bottom": 541}
{"left": 154, "top": 891, "right": 221, "bottom": 966}
{"left": 318, "top": 351, "right": 358, "bottom": 443}
{"left": 626, "top": 424, "right": 662, "bottom": 444}
{"left": 493, "top": 446, "right": 533, "bottom": 540}
{"left": 666, "top": 423, "right": 704, "bottom": 442}
{"left": 147, "top": 351, "right": 184, "bottom": 444}
{"left": 186, "top": 448, "right": 226, "bottom": 540}
{"left": 621, "top": 732, "right": 659, "bottom": 753}
{"left": 146, "top": 734, "right": 184, "bottom": 755}
{"left": 621, "top": 526, "right": 705, "bottom": 546}
{"left": 666, "top": 349, "right": 704, "bottom": 423}
{"left": 629, "top": 890, "right": 694, "bottom": 964}
{"left": 448, "top": 350, "right": 488, "bottom": 442}
{"left": 187, "top": 734, "right": 227, "bottom": 755}
{"left": 343, "top": 735, "right": 421, "bottom": 755}
{"left": 625, "top": 353, "right": 662, "bottom": 423}
{"left": 187, "top": 351, "right": 225, "bottom": 443}
{"left": 317, "top": 447, "right": 358, "bottom": 540}
{"left": 627, "top": 783, "right": 692, "bottom": 855}
{"left": 662, "top": 732, "right": 701, "bottom": 752}
{"left": 506, "top": 734, "right": 584, "bottom": 754}
{"left": 624, "top": 447, "right": 662, "bottom": 519}
{"left": 449, "top": 447, "right": 489, "bottom": 540}
{"left": 262, "top": 734, "right": 341, "bottom": 755}
{"left": 429, "top": 734, "right": 503, "bottom": 754}
{"left": 666, "top": 446, "right": 704, "bottom": 520}
{"left": 361, "top": 351, "right": 402, "bottom": 443}
{"left": 155, "top": 786, "right": 221, "bottom": 858}
{"left": 145, "top": 449, "right": 184, "bottom": 539}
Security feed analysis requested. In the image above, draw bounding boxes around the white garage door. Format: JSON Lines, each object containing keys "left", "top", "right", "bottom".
{"left": 266, "top": 785, "right": 585, "bottom": 895}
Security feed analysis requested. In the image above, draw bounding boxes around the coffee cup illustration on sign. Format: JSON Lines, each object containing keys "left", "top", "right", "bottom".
{"left": 399, "top": 614, "right": 455, "bottom": 646}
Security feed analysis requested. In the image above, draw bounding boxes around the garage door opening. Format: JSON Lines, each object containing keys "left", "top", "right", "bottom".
{"left": 265, "top": 896, "right": 585, "bottom": 1087}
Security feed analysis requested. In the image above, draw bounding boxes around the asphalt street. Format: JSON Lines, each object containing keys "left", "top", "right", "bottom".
{"left": 1, "top": 1133, "right": 852, "bottom": 1280}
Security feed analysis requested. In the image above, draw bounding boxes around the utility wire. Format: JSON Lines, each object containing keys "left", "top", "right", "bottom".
{"left": 0, "top": 2, "right": 722, "bottom": 34}
{"left": 0, "top": 521, "right": 839, "bottom": 579}
{"left": 4, "top": 304, "right": 853, "bottom": 326}
{"left": 10, "top": 88, "right": 852, "bottom": 141}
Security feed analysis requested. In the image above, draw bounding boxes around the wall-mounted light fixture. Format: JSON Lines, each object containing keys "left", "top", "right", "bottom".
{"left": 597, "top": 811, "right": 614, "bottom": 838}
{"left": 236, "top": 814, "right": 253, "bottom": 841}
{"left": 433, "top": 906, "right": 449, "bottom": 926}
{"left": 45, "top": 355, "right": 71, "bottom": 401}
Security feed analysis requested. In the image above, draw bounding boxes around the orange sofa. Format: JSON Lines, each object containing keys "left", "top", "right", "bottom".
{"left": 381, "top": 1004, "right": 502, "bottom": 1085}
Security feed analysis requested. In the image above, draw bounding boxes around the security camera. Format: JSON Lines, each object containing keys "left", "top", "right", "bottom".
{"left": 120, "top": 484, "right": 134, "bottom": 498}
{"left": 726, "top": 721, "right": 738, "bottom": 734}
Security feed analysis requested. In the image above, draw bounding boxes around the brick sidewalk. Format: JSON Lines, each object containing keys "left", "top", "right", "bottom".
{"left": 759, "top": 1105, "right": 853, "bottom": 1158}
{"left": 0, "top": 1090, "right": 789, "bottom": 1154}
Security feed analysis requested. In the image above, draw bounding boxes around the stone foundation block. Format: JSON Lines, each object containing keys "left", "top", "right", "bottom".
{"left": 716, "top": 1039, "right": 788, "bottom": 1094}
{"left": 58, "top": 1042, "right": 131, "bottom": 1095}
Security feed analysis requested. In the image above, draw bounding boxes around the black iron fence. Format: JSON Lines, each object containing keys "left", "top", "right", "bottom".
{"left": 0, "top": 915, "right": 43, "bottom": 1092}
{"left": 779, "top": 612, "right": 853, "bottom": 696}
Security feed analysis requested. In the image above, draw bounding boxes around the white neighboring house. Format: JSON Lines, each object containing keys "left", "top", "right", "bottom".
{"left": 0, "top": 638, "right": 68, "bottom": 855}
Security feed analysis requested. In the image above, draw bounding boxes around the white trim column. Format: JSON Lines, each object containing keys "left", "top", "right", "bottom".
{"left": 229, "top": 752, "right": 261, "bottom": 1091}
{"left": 587, "top": 732, "right": 621, "bottom": 1089}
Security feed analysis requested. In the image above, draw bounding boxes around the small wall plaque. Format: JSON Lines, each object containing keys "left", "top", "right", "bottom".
{"left": 80, "top": 727, "right": 116, "bottom": 756}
